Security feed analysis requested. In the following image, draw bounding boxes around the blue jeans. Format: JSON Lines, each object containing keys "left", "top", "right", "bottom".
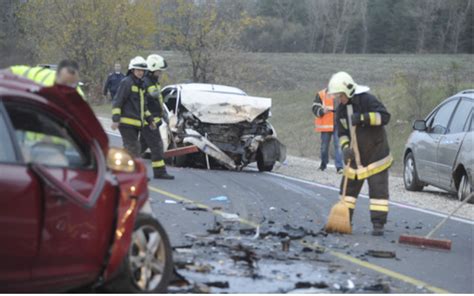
{"left": 320, "top": 129, "right": 343, "bottom": 169}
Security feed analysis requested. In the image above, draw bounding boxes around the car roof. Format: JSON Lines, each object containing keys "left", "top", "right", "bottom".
{"left": 455, "top": 89, "right": 474, "bottom": 99}
{"left": 165, "top": 83, "right": 247, "bottom": 96}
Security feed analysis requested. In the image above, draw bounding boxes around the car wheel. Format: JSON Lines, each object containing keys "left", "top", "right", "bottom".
{"left": 458, "top": 173, "right": 473, "bottom": 204}
{"left": 256, "top": 150, "right": 274, "bottom": 172}
{"left": 404, "top": 152, "right": 424, "bottom": 191}
{"left": 105, "top": 214, "right": 173, "bottom": 293}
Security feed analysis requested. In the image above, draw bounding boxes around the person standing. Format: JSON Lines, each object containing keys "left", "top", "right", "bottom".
{"left": 327, "top": 72, "right": 392, "bottom": 236}
{"left": 103, "top": 62, "right": 125, "bottom": 101}
{"left": 312, "top": 88, "right": 343, "bottom": 173}
{"left": 111, "top": 56, "right": 154, "bottom": 158}
{"left": 140, "top": 54, "right": 174, "bottom": 180}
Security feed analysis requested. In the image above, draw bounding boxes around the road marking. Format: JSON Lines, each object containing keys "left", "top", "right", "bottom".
{"left": 148, "top": 184, "right": 451, "bottom": 294}
{"left": 104, "top": 128, "right": 473, "bottom": 225}
{"left": 148, "top": 185, "right": 259, "bottom": 228}
{"left": 300, "top": 240, "right": 450, "bottom": 294}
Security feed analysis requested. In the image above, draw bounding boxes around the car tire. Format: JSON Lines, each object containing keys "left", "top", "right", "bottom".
{"left": 104, "top": 213, "right": 173, "bottom": 293}
{"left": 404, "top": 152, "right": 424, "bottom": 191}
{"left": 257, "top": 150, "right": 274, "bottom": 172}
{"left": 458, "top": 173, "right": 473, "bottom": 204}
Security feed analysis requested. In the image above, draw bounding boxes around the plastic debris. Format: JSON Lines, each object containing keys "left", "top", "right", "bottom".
{"left": 165, "top": 199, "right": 178, "bottom": 204}
{"left": 347, "top": 279, "right": 355, "bottom": 289}
{"left": 210, "top": 196, "right": 229, "bottom": 202}
{"left": 221, "top": 212, "right": 240, "bottom": 220}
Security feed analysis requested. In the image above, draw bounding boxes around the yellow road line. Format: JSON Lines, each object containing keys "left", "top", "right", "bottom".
{"left": 148, "top": 185, "right": 450, "bottom": 294}
{"left": 148, "top": 185, "right": 259, "bottom": 228}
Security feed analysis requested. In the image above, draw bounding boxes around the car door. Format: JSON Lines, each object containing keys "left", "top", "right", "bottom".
{"left": 415, "top": 99, "right": 458, "bottom": 184}
{"left": 0, "top": 103, "right": 41, "bottom": 286}
{"left": 3, "top": 101, "right": 117, "bottom": 290}
{"left": 437, "top": 98, "right": 474, "bottom": 189}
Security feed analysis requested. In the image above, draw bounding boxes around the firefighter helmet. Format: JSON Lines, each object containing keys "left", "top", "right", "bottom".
{"left": 327, "top": 71, "right": 357, "bottom": 98}
{"left": 147, "top": 54, "right": 168, "bottom": 72}
{"left": 128, "top": 56, "right": 148, "bottom": 71}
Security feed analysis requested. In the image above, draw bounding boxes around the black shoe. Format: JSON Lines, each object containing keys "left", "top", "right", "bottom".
{"left": 371, "top": 223, "right": 384, "bottom": 236}
{"left": 141, "top": 152, "right": 151, "bottom": 159}
{"left": 336, "top": 167, "right": 343, "bottom": 174}
{"left": 318, "top": 165, "right": 326, "bottom": 171}
{"left": 154, "top": 172, "right": 175, "bottom": 180}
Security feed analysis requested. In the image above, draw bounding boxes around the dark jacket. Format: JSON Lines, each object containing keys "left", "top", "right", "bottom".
{"left": 112, "top": 74, "right": 152, "bottom": 128}
{"left": 103, "top": 72, "right": 125, "bottom": 97}
{"left": 142, "top": 73, "right": 164, "bottom": 124}
{"left": 336, "top": 92, "right": 392, "bottom": 179}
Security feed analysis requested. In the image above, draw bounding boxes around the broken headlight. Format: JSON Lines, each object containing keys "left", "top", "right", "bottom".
{"left": 107, "top": 147, "right": 136, "bottom": 172}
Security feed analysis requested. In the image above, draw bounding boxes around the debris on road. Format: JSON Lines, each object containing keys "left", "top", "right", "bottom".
{"left": 366, "top": 250, "right": 397, "bottom": 259}
{"left": 165, "top": 199, "right": 178, "bottom": 204}
{"left": 221, "top": 212, "right": 240, "bottom": 220}
{"left": 210, "top": 196, "right": 229, "bottom": 202}
{"left": 204, "top": 281, "right": 230, "bottom": 289}
{"left": 185, "top": 206, "right": 208, "bottom": 212}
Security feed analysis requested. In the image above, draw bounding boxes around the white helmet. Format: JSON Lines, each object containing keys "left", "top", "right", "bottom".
{"left": 128, "top": 56, "right": 148, "bottom": 71}
{"left": 147, "top": 54, "right": 168, "bottom": 72}
{"left": 327, "top": 71, "right": 357, "bottom": 98}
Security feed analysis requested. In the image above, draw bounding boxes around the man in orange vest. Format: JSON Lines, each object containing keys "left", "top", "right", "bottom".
{"left": 312, "top": 88, "right": 343, "bottom": 173}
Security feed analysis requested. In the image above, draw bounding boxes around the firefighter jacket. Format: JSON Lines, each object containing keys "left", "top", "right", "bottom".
{"left": 9, "top": 65, "right": 85, "bottom": 98}
{"left": 312, "top": 89, "right": 335, "bottom": 132}
{"left": 112, "top": 74, "right": 152, "bottom": 128}
{"left": 336, "top": 91, "right": 392, "bottom": 180}
{"left": 142, "top": 73, "right": 164, "bottom": 125}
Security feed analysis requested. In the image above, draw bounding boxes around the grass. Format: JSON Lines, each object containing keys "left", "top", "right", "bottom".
{"left": 94, "top": 52, "right": 474, "bottom": 174}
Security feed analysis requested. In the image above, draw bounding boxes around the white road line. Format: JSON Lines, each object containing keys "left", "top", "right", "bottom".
{"left": 104, "top": 129, "right": 474, "bottom": 225}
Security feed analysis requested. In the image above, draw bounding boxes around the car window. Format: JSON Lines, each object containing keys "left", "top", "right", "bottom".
{"left": 449, "top": 98, "right": 473, "bottom": 134}
{"left": 0, "top": 109, "right": 17, "bottom": 162}
{"left": 4, "top": 103, "right": 89, "bottom": 168}
{"left": 429, "top": 99, "right": 458, "bottom": 134}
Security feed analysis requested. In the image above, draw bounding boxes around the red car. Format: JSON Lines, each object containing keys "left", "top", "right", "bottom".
{"left": 0, "top": 72, "right": 173, "bottom": 292}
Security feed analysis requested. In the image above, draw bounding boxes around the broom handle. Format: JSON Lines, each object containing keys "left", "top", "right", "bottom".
{"left": 426, "top": 192, "right": 473, "bottom": 238}
{"left": 341, "top": 159, "right": 351, "bottom": 201}
{"left": 346, "top": 105, "right": 362, "bottom": 168}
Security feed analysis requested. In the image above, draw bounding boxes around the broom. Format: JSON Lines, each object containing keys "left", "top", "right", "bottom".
{"left": 399, "top": 192, "right": 473, "bottom": 250}
{"left": 324, "top": 105, "right": 359, "bottom": 234}
{"left": 324, "top": 158, "right": 352, "bottom": 234}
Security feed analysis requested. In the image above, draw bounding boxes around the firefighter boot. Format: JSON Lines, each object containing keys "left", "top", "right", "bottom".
{"left": 153, "top": 167, "right": 175, "bottom": 180}
{"left": 371, "top": 223, "right": 384, "bottom": 236}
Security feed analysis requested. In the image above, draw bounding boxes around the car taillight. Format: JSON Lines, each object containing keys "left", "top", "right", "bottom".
{"left": 107, "top": 147, "right": 136, "bottom": 173}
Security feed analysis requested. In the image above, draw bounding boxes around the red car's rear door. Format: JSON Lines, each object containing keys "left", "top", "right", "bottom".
{"left": 3, "top": 100, "right": 117, "bottom": 291}
{"left": 0, "top": 105, "right": 41, "bottom": 287}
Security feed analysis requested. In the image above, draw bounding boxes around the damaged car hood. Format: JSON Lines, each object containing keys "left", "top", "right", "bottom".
{"left": 180, "top": 89, "right": 272, "bottom": 124}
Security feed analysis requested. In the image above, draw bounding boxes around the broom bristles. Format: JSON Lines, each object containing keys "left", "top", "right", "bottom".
{"left": 325, "top": 200, "right": 352, "bottom": 234}
{"left": 398, "top": 234, "right": 452, "bottom": 250}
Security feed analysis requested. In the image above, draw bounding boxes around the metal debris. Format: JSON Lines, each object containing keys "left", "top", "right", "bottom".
{"left": 366, "top": 250, "right": 396, "bottom": 259}
{"left": 185, "top": 206, "right": 208, "bottom": 212}
{"left": 210, "top": 196, "right": 229, "bottom": 202}
{"left": 203, "top": 281, "right": 230, "bottom": 289}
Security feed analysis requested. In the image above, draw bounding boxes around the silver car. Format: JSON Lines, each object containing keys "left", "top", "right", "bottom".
{"left": 403, "top": 90, "right": 473, "bottom": 203}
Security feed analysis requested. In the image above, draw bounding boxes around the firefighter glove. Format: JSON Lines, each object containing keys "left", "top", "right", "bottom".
{"left": 343, "top": 146, "right": 355, "bottom": 164}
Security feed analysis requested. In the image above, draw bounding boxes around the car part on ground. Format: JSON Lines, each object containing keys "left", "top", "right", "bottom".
{"left": 161, "top": 83, "right": 286, "bottom": 171}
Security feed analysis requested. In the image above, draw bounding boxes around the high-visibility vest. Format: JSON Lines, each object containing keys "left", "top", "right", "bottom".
{"left": 9, "top": 65, "right": 85, "bottom": 98}
{"left": 314, "top": 90, "right": 335, "bottom": 132}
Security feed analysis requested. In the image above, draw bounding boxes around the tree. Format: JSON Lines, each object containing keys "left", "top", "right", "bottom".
{"left": 159, "top": 0, "right": 255, "bottom": 83}
{"left": 18, "top": 0, "right": 157, "bottom": 100}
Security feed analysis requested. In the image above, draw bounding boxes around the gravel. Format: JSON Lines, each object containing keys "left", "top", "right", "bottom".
{"left": 272, "top": 155, "right": 473, "bottom": 220}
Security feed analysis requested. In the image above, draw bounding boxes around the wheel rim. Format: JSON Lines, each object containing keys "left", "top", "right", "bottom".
{"left": 458, "top": 175, "right": 471, "bottom": 201}
{"left": 404, "top": 157, "right": 415, "bottom": 186}
{"left": 129, "top": 225, "right": 167, "bottom": 291}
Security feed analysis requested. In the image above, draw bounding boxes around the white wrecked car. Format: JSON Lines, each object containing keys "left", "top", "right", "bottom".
{"left": 160, "top": 83, "right": 286, "bottom": 171}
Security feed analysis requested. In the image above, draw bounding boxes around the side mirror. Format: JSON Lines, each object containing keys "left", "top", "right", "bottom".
{"left": 413, "top": 120, "right": 427, "bottom": 131}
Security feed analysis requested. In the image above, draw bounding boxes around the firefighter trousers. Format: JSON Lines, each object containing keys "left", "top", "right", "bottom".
{"left": 118, "top": 125, "right": 141, "bottom": 158}
{"left": 340, "top": 169, "right": 389, "bottom": 225}
{"left": 140, "top": 125, "right": 166, "bottom": 174}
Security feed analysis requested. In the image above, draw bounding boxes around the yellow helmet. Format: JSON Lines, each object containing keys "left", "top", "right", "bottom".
{"left": 147, "top": 54, "right": 168, "bottom": 72}
{"left": 327, "top": 71, "right": 357, "bottom": 98}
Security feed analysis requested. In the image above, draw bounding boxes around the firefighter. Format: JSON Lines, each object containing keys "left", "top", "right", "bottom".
{"left": 140, "top": 54, "right": 174, "bottom": 180}
{"left": 327, "top": 72, "right": 392, "bottom": 236}
{"left": 7, "top": 60, "right": 85, "bottom": 98}
{"left": 312, "top": 88, "right": 343, "bottom": 173}
{"left": 111, "top": 56, "right": 155, "bottom": 159}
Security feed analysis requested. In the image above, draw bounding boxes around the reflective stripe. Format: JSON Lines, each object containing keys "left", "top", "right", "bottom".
{"left": 152, "top": 160, "right": 165, "bottom": 168}
{"left": 140, "top": 89, "right": 144, "bottom": 123}
{"left": 339, "top": 135, "right": 350, "bottom": 148}
{"left": 39, "top": 71, "right": 54, "bottom": 84}
{"left": 370, "top": 199, "right": 389, "bottom": 206}
{"left": 369, "top": 112, "right": 382, "bottom": 126}
{"left": 131, "top": 85, "right": 140, "bottom": 92}
{"left": 145, "top": 110, "right": 152, "bottom": 117}
{"left": 154, "top": 117, "right": 162, "bottom": 124}
{"left": 370, "top": 205, "right": 389, "bottom": 212}
{"left": 112, "top": 108, "right": 121, "bottom": 115}
{"left": 120, "top": 117, "right": 142, "bottom": 127}
{"left": 315, "top": 124, "right": 333, "bottom": 129}
{"left": 147, "top": 85, "right": 158, "bottom": 93}
{"left": 344, "top": 154, "right": 393, "bottom": 180}
{"left": 340, "top": 118, "right": 348, "bottom": 129}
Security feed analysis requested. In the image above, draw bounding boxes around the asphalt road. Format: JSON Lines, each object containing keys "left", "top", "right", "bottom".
{"left": 107, "top": 131, "right": 473, "bottom": 293}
